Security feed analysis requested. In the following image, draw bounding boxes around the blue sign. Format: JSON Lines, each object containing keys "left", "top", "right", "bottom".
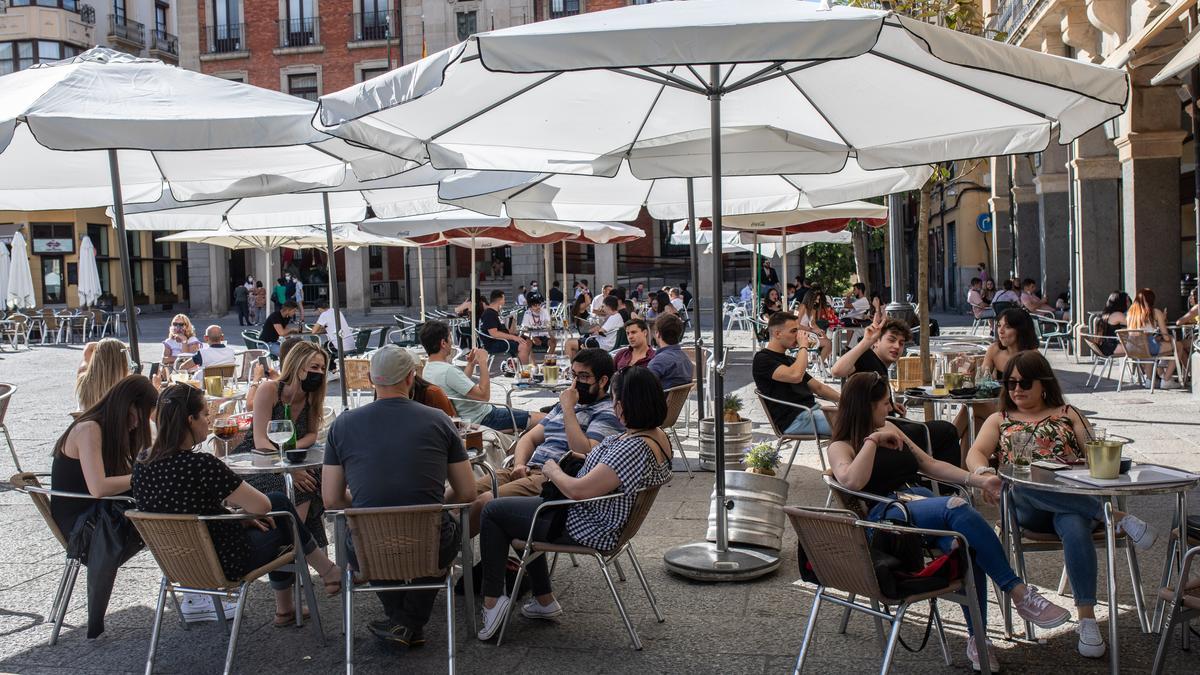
{"left": 976, "top": 213, "right": 993, "bottom": 234}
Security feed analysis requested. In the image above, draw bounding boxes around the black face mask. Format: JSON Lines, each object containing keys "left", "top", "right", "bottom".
{"left": 575, "top": 379, "right": 600, "bottom": 405}
{"left": 300, "top": 372, "right": 324, "bottom": 392}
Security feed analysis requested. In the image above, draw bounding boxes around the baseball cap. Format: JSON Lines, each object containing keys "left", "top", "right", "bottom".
{"left": 370, "top": 345, "right": 418, "bottom": 386}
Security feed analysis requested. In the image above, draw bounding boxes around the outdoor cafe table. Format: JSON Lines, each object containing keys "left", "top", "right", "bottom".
{"left": 899, "top": 388, "right": 999, "bottom": 446}
{"left": 503, "top": 377, "right": 572, "bottom": 413}
{"left": 223, "top": 445, "right": 325, "bottom": 502}
{"left": 999, "top": 463, "right": 1199, "bottom": 674}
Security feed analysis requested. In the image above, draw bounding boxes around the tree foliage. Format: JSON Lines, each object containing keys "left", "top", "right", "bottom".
{"left": 804, "top": 242, "right": 856, "bottom": 294}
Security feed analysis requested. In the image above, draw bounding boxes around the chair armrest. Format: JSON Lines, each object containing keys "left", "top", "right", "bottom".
{"left": 855, "top": 519, "right": 971, "bottom": 562}
{"left": 821, "top": 474, "right": 911, "bottom": 522}
{"left": 20, "top": 484, "right": 135, "bottom": 503}
{"left": 523, "top": 492, "right": 631, "bottom": 545}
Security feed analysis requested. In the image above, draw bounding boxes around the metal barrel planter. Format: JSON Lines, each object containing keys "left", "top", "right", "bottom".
{"left": 697, "top": 418, "right": 752, "bottom": 471}
{"left": 705, "top": 469, "right": 789, "bottom": 551}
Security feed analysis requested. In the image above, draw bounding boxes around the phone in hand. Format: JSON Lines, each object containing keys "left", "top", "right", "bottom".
{"left": 148, "top": 362, "right": 161, "bottom": 380}
{"left": 257, "top": 355, "right": 271, "bottom": 373}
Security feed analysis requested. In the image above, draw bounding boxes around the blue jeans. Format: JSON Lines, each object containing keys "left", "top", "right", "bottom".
{"left": 244, "top": 493, "right": 318, "bottom": 591}
{"left": 784, "top": 406, "right": 831, "bottom": 436}
{"left": 870, "top": 488, "right": 1022, "bottom": 635}
{"left": 479, "top": 405, "right": 531, "bottom": 432}
{"left": 266, "top": 341, "right": 280, "bottom": 357}
{"left": 1010, "top": 487, "right": 1104, "bottom": 606}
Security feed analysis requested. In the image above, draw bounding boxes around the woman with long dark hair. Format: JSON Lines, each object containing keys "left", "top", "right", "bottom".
{"left": 1095, "top": 291, "right": 1130, "bottom": 357}
{"left": 981, "top": 308, "right": 1039, "bottom": 380}
{"left": 829, "top": 372, "right": 1071, "bottom": 671}
{"left": 966, "top": 351, "right": 1155, "bottom": 658}
{"left": 132, "top": 384, "right": 341, "bottom": 626}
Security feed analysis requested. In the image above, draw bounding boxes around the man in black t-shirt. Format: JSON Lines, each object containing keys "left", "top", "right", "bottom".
{"left": 831, "top": 313, "right": 964, "bottom": 467}
{"left": 258, "top": 300, "right": 300, "bottom": 357}
{"left": 549, "top": 281, "right": 565, "bottom": 306}
{"left": 478, "top": 290, "right": 532, "bottom": 364}
{"left": 752, "top": 312, "right": 840, "bottom": 435}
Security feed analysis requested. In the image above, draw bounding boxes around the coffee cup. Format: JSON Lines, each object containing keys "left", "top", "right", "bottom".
{"left": 285, "top": 448, "right": 308, "bottom": 464}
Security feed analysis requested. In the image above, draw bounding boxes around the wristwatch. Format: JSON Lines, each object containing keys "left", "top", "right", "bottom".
{"left": 973, "top": 466, "right": 997, "bottom": 476}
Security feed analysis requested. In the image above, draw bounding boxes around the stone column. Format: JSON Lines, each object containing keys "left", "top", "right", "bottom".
{"left": 208, "top": 245, "right": 230, "bottom": 317}
{"left": 343, "top": 247, "right": 370, "bottom": 314}
{"left": 1012, "top": 156, "right": 1042, "bottom": 283}
{"left": 1071, "top": 128, "right": 1123, "bottom": 325}
{"left": 185, "top": 242, "right": 213, "bottom": 315}
{"left": 594, "top": 244, "right": 618, "bottom": 286}
{"left": 1035, "top": 152, "right": 1071, "bottom": 300}
{"left": 1117, "top": 128, "right": 1186, "bottom": 312}
{"left": 989, "top": 159, "right": 1014, "bottom": 282}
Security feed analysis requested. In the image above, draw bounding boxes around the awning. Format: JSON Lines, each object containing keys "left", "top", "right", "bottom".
{"left": 1153, "top": 25, "right": 1200, "bottom": 83}
{"left": 1103, "top": 0, "right": 1194, "bottom": 69}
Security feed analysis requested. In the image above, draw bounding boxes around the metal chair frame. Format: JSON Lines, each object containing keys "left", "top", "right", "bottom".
{"left": 1078, "top": 333, "right": 1117, "bottom": 390}
{"left": 1152, "top": 544, "right": 1200, "bottom": 674}
{"left": 0, "top": 384, "right": 20, "bottom": 472}
{"left": 754, "top": 390, "right": 828, "bottom": 479}
{"left": 661, "top": 382, "right": 696, "bottom": 476}
{"left": 1115, "top": 329, "right": 1176, "bottom": 392}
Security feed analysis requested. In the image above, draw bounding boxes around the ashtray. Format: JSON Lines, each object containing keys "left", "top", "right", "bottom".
{"left": 949, "top": 387, "right": 979, "bottom": 398}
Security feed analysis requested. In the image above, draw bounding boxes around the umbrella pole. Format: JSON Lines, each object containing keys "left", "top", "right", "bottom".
{"left": 685, "top": 178, "right": 704, "bottom": 417}
{"left": 753, "top": 233, "right": 760, "bottom": 314}
{"left": 322, "top": 194, "right": 349, "bottom": 410}
{"left": 561, "top": 240, "right": 567, "bottom": 305}
{"left": 418, "top": 247, "right": 426, "bottom": 321}
{"left": 107, "top": 150, "right": 141, "bottom": 369}
{"left": 781, "top": 232, "right": 788, "bottom": 308}
{"left": 471, "top": 236, "right": 477, "bottom": 351}
{"left": 663, "top": 64, "right": 779, "bottom": 582}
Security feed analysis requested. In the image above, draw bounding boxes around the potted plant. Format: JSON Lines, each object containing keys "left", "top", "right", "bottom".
{"left": 722, "top": 394, "right": 743, "bottom": 422}
{"left": 743, "top": 442, "right": 781, "bottom": 476}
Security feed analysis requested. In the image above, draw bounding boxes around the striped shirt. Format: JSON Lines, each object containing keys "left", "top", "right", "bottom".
{"left": 565, "top": 434, "right": 672, "bottom": 551}
{"left": 529, "top": 398, "right": 624, "bottom": 467}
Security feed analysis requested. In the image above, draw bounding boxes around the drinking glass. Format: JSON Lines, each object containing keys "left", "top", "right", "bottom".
{"left": 212, "top": 418, "right": 238, "bottom": 457}
{"left": 221, "top": 377, "right": 236, "bottom": 399}
{"left": 266, "top": 419, "right": 295, "bottom": 461}
{"left": 1010, "top": 430, "right": 1034, "bottom": 474}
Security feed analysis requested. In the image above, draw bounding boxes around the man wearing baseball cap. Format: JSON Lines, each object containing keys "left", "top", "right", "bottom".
{"left": 322, "top": 345, "right": 476, "bottom": 649}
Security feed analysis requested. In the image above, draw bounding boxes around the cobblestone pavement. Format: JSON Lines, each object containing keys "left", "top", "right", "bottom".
{"left": 0, "top": 312, "right": 1197, "bottom": 673}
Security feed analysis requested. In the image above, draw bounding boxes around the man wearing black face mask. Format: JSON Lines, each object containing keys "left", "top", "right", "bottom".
{"left": 466, "top": 349, "right": 624, "bottom": 535}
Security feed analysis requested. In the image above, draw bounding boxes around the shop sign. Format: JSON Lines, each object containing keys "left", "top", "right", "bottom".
{"left": 32, "top": 237, "right": 75, "bottom": 254}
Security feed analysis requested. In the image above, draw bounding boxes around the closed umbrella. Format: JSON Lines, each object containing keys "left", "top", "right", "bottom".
{"left": 316, "top": 0, "right": 1128, "bottom": 592}
{"left": 0, "top": 47, "right": 412, "bottom": 365}
{"left": 76, "top": 235, "right": 102, "bottom": 307}
{"left": 6, "top": 232, "right": 35, "bottom": 310}
{"left": 0, "top": 240, "right": 9, "bottom": 310}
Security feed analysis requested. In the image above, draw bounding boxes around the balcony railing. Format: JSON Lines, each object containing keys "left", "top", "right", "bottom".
{"left": 351, "top": 10, "right": 397, "bottom": 42}
{"left": 150, "top": 29, "right": 179, "bottom": 57}
{"left": 278, "top": 16, "right": 320, "bottom": 48}
{"left": 205, "top": 23, "right": 246, "bottom": 54}
{"left": 108, "top": 15, "right": 146, "bottom": 48}
{"left": 8, "top": 0, "right": 81, "bottom": 10}
{"left": 549, "top": 0, "right": 580, "bottom": 19}
{"left": 989, "top": 0, "right": 1044, "bottom": 40}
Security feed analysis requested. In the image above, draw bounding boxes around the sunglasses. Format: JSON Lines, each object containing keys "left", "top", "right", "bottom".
{"left": 1004, "top": 378, "right": 1045, "bottom": 391}
{"left": 171, "top": 323, "right": 186, "bottom": 328}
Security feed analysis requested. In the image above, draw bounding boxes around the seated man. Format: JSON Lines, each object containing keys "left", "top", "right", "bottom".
{"left": 478, "top": 290, "right": 532, "bottom": 364}
{"left": 668, "top": 287, "right": 685, "bottom": 312}
{"left": 753, "top": 312, "right": 840, "bottom": 436}
{"left": 564, "top": 295, "right": 623, "bottom": 359}
{"left": 613, "top": 318, "right": 655, "bottom": 371}
{"left": 1021, "top": 278, "right": 1056, "bottom": 316}
{"left": 259, "top": 300, "right": 300, "bottom": 357}
{"left": 312, "top": 300, "right": 355, "bottom": 364}
{"left": 519, "top": 294, "right": 556, "bottom": 354}
{"left": 189, "top": 325, "right": 237, "bottom": 377}
{"left": 468, "top": 348, "right": 624, "bottom": 533}
{"left": 648, "top": 313, "right": 694, "bottom": 390}
{"left": 420, "top": 321, "right": 539, "bottom": 433}
{"left": 842, "top": 282, "right": 872, "bottom": 326}
{"left": 831, "top": 313, "right": 965, "bottom": 467}
{"left": 321, "top": 346, "right": 476, "bottom": 649}
{"left": 966, "top": 277, "right": 994, "bottom": 320}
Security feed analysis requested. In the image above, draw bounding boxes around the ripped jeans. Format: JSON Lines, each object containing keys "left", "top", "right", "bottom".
{"left": 869, "top": 487, "right": 1022, "bottom": 635}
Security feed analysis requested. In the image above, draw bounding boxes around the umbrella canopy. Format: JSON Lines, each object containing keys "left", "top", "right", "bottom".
{"left": 155, "top": 223, "right": 408, "bottom": 251}
{"left": 360, "top": 209, "right": 603, "bottom": 244}
{"left": 6, "top": 232, "right": 35, "bottom": 310}
{"left": 318, "top": 1, "right": 1126, "bottom": 179}
{"left": 76, "top": 235, "right": 103, "bottom": 306}
{"left": 438, "top": 162, "right": 931, "bottom": 219}
{"left": 0, "top": 241, "right": 9, "bottom": 308}
{"left": 688, "top": 199, "right": 888, "bottom": 235}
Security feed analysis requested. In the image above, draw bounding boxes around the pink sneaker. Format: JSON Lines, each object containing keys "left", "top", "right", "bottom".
{"left": 1014, "top": 586, "right": 1070, "bottom": 629}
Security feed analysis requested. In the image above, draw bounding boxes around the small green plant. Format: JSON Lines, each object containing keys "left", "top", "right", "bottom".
{"left": 722, "top": 394, "right": 743, "bottom": 422}
{"left": 743, "top": 442, "right": 782, "bottom": 475}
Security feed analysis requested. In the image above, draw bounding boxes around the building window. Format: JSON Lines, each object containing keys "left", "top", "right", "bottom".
{"left": 456, "top": 11, "right": 477, "bottom": 42}
{"left": 217, "top": 72, "right": 245, "bottom": 82}
{"left": 359, "top": 0, "right": 390, "bottom": 41}
{"left": 359, "top": 66, "right": 387, "bottom": 83}
{"left": 549, "top": 0, "right": 580, "bottom": 19}
{"left": 287, "top": 72, "right": 319, "bottom": 101}
{"left": 208, "top": 0, "right": 244, "bottom": 53}
{"left": 113, "top": 0, "right": 126, "bottom": 22}
{"left": 155, "top": 2, "right": 169, "bottom": 32}
{"left": 86, "top": 224, "right": 112, "bottom": 294}
{"left": 9, "top": 1, "right": 81, "bottom": 9}
{"left": 281, "top": 0, "right": 318, "bottom": 47}
{"left": 0, "top": 40, "right": 79, "bottom": 75}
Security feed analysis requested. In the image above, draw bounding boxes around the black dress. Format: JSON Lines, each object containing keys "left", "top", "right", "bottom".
{"left": 50, "top": 452, "right": 94, "bottom": 536}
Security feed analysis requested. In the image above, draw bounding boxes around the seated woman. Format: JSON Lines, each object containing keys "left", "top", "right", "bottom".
{"left": 795, "top": 289, "right": 833, "bottom": 365}
{"left": 954, "top": 307, "right": 1041, "bottom": 450}
{"left": 50, "top": 374, "right": 157, "bottom": 638}
{"left": 760, "top": 287, "right": 783, "bottom": 322}
{"left": 411, "top": 375, "right": 456, "bottom": 417}
{"left": 520, "top": 294, "right": 557, "bottom": 354}
{"left": 132, "top": 384, "right": 341, "bottom": 627}
{"left": 966, "top": 351, "right": 1155, "bottom": 659}
{"left": 1126, "top": 288, "right": 1179, "bottom": 387}
{"left": 475, "top": 367, "right": 672, "bottom": 640}
{"left": 76, "top": 338, "right": 132, "bottom": 411}
{"left": 232, "top": 341, "right": 329, "bottom": 545}
{"left": 829, "top": 372, "right": 1071, "bottom": 671}
{"left": 161, "top": 313, "right": 201, "bottom": 366}
{"left": 1094, "top": 291, "right": 1130, "bottom": 358}
{"left": 1176, "top": 287, "right": 1198, "bottom": 357}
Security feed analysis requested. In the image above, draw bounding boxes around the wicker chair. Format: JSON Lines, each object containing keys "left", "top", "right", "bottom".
{"left": 9, "top": 473, "right": 140, "bottom": 646}
{"left": 235, "top": 349, "right": 267, "bottom": 383}
{"left": 1, "top": 313, "right": 32, "bottom": 350}
{"left": 1115, "top": 329, "right": 1176, "bottom": 392}
{"left": 661, "top": 382, "right": 696, "bottom": 476}
{"left": 1079, "top": 333, "right": 1117, "bottom": 390}
{"left": 1151, "top": 515, "right": 1199, "bottom": 634}
{"left": 329, "top": 503, "right": 472, "bottom": 675}
{"left": 785, "top": 505, "right": 991, "bottom": 674}
{"left": 0, "top": 384, "right": 19, "bottom": 472}
{"left": 1152, "top": 544, "right": 1200, "bottom": 674}
{"left": 496, "top": 487, "right": 666, "bottom": 650}
{"left": 126, "top": 509, "right": 323, "bottom": 675}
{"left": 754, "top": 389, "right": 830, "bottom": 479}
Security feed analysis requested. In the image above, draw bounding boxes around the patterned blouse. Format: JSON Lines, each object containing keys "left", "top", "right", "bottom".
{"left": 565, "top": 433, "right": 672, "bottom": 551}
{"left": 997, "top": 407, "right": 1082, "bottom": 464}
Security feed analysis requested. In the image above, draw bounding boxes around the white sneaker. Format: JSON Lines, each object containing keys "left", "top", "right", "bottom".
{"left": 179, "top": 593, "right": 216, "bottom": 623}
{"left": 520, "top": 598, "right": 563, "bottom": 620}
{"left": 1159, "top": 379, "right": 1181, "bottom": 390}
{"left": 477, "top": 595, "right": 511, "bottom": 641}
{"left": 966, "top": 637, "right": 999, "bottom": 673}
{"left": 1118, "top": 514, "right": 1157, "bottom": 551}
{"left": 1077, "top": 618, "right": 1106, "bottom": 658}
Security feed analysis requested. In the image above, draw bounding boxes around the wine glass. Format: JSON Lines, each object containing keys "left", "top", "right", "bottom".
{"left": 212, "top": 418, "right": 238, "bottom": 458}
{"left": 266, "top": 419, "right": 295, "bottom": 462}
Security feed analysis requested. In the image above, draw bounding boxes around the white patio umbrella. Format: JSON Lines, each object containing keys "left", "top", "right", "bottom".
{"left": 76, "top": 235, "right": 103, "bottom": 307}
{"left": 670, "top": 227, "right": 851, "bottom": 255}
{"left": 6, "top": 232, "right": 35, "bottom": 310}
{"left": 316, "top": 0, "right": 1128, "bottom": 594}
{"left": 0, "top": 241, "right": 10, "bottom": 310}
{"left": 0, "top": 47, "right": 413, "bottom": 365}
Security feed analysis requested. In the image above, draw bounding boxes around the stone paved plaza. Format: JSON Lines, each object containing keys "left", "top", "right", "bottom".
{"left": 0, "top": 313, "right": 1198, "bottom": 674}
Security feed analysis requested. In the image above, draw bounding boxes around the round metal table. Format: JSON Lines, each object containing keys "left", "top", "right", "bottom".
{"left": 899, "top": 389, "right": 999, "bottom": 446}
{"left": 223, "top": 445, "right": 325, "bottom": 502}
{"left": 504, "top": 378, "right": 572, "bottom": 412}
{"left": 999, "top": 463, "right": 1198, "bottom": 673}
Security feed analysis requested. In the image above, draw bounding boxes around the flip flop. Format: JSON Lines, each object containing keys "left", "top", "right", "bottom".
{"left": 273, "top": 608, "right": 310, "bottom": 628}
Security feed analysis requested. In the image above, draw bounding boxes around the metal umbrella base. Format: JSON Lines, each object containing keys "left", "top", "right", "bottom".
{"left": 662, "top": 542, "right": 780, "bottom": 582}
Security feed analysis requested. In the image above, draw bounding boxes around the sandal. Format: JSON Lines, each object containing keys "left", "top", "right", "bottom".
{"left": 319, "top": 564, "right": 343, "bottom": 596}
{"left": 273, "top": 607, "right": 310, "bottom": 628}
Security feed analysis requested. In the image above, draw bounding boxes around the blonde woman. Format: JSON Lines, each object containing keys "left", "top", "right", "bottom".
{"left": 232, "top": 340, "right": 329, "bottom": 543}
{"left": 1126, "top": 288, "right": 1178, "bottom": 387}
{"left": 76, "top": 338, "right": 132, "bottom": 411}
{"left": 161, "top": 313, "right": 201, "bottom": 365}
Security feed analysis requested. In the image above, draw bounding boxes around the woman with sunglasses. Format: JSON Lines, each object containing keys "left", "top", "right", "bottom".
{"left": 966, "top": 350, "right": 1155, "bottom": 659}
{"left": 829, "top": 371, "right": 1070, "bottom": 672}
{"left": 161, "top": 313, "right": 201, "bottom": 366}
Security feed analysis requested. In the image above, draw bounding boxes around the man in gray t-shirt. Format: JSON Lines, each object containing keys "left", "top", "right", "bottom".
{"left": 322, "top": 346, "right": 475, "bottom": 646}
